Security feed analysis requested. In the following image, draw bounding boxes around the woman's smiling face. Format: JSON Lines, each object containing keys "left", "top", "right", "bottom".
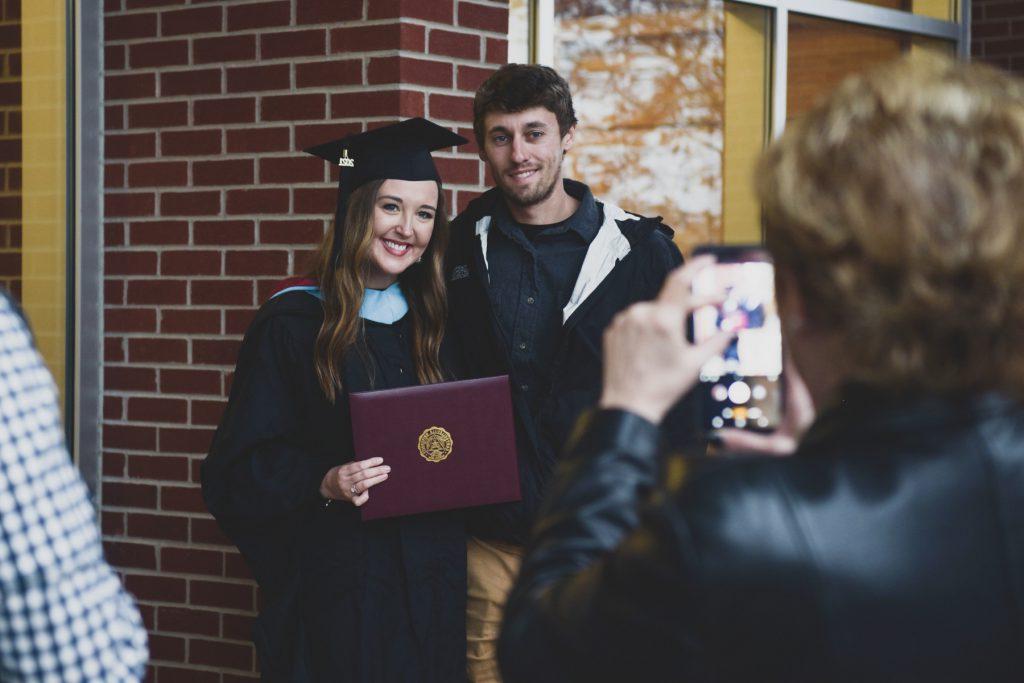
{"left": 365, "top": 179, "right": 438, "bottom": 289}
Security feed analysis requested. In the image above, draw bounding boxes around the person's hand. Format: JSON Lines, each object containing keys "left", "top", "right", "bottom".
{"left": 599, "top": 256, "right": 734, "bottom": 425}
{"left": 715, "top": 351, "right": 815, "bottom": 456}
{"left": 319, "top": 457, "right": 390, "bottom": 506}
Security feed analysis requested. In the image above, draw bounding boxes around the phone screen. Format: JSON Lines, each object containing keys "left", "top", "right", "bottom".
{"left": 691, "top": 247, "right": 782, "bottom": 431}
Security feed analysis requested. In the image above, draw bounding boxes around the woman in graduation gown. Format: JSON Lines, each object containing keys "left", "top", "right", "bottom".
{"left": 202, "top": 119, "right": 469, "bottom": 683}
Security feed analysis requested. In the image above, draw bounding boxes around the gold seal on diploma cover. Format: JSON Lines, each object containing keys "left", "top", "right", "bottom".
{"left": 418, "top": 426, "right": 453, "bottom": 463}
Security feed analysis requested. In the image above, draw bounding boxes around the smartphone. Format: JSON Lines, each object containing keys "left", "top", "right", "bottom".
{"left": 690, "top": 245, "right": 782, "bottom": 432}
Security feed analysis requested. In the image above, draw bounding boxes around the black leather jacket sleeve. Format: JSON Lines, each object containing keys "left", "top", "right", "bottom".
{"left": 499, "top": 409, "right": 707, "bottom": 683}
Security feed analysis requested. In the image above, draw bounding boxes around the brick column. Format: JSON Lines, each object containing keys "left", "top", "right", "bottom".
{"left": 971, "top": 0, "right": 1024, "bottom": 76}
{"left": 101, "top": 1, "right": 508, "bottom": 680}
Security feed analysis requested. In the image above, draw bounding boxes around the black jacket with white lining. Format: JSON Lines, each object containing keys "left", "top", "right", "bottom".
{"left": 445, "top": 179, "right": 695, "bottom": 545}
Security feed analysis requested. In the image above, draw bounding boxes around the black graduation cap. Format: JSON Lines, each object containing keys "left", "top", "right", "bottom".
{"left": 305, "top": 118, "right": 468, "bottom": 263}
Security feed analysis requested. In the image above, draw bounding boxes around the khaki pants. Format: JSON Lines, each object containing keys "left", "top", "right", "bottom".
{"left": 466, "top": 536, "right": 524, "bottom": 683}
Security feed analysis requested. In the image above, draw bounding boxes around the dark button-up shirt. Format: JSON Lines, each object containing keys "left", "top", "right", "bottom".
{"left": 486, "top": 187, "right": 601, "bottom": 416}
{"left": 362, "top": 314, "right": 416, "bottom": 390}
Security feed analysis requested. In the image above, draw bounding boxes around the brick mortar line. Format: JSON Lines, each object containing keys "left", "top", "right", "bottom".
{"left": 145, "top": 658, "right": 256, "bottom": 676}
{"left": 105, "top": 538, "right": 237, "bottom": 551}
{"left": 102, "top": 401, "right": 229, "bottom": 405}
{"left": 107, "top": 78, "right": 491, "bottom": 107}
{"left": 104, "top": 23, "right": 504, "bottom": 53}
{"left": 103, "top": 389, "right": 225, "bottom": 397}
{"left": 106, "top": 51, "right": 498, "bottom": 77}
{"left": 148, "top": 644, "right": 256, "bottom": 657}
{"left": 108, "top": 299, "right": 248, "bottom": 306}
{"left": 106, "top": 191, "right": 484, "bottom": 204}
{"left": 111, "top": 155, "right": 482, "bottom": 165}
{"left": 115, "top": 153, "right": 480, "bottom": 164}
{"left": 103, "top": 445, "right": 221, "bottom": 454}
{"left": 105, "top": 51, "right": 401, "bottom": 82}
{"left": 106, "top": 114, "right": 480, "bottom": 131}
{"left": 104, "top": 333, "right": 241, "bottom": 340}
{"left": 101, "top": 476, "right": 205, "bottom": 484}
{"left": 114, "top": 555, "right": 249, "bottom": 569}
{"left": 105, "top": 188, "right": 485, "bottom": 200}
{"left": 109, "top": 177, "right": 482, "bottom": 192}
{"left": 105, "top": 393, "right": 231, "bottom": 401}
{"left": 102, "top": 512, "right": 217, "bottom": 523}
{"left": 104, "top": 535, "right": 240, "bottom": 551}
{"left": 147, "top": 635, "right": 258, "bottom": 649}
{"left": 110, "top": 544, "right": 251, "bottom": 561}
{"left": 412, "top": 15, "right": 510, "bottom": 35}
{"left": 145, "top": 629, "right": 252, "bottom": 643}
{"left": 146, "top": 655, "right": 252, "bottom": 672}
{"left": 101, "top": 482, "right": 209, "bottom": 490}
{"left": 104, "top": 360, "right": 236, "bottom": 367}
{"left": 103, "top": 397, "right": 230, "bottom": 404}
{"left": 103, "top": 303, "right": 258, "bottom": 309}
{"left": 101, "top": 475, "right": 205, "bottom": 483}
{"left": 105, "top": 242, "right": 326, "bottom": 248}
{"left": 127, "top": 589, "right": 255, "bottom": 603}
{"left": 101, "top": 10, "right": 387, "bottom": 27}
{"left": 100, "top": 454, "right": 217, "bottom": 458}
{"left": 108, "top": 548, "right": 243, "bottom": 565}
{"left": 103, "top": 14, "right": 506, "bottom": 36}
{"left": 146, "top": 666, "right": 257, "bottom": 679}
{"left": 102, "top": 495, "right": 208, "bottom": 502}
{"left": 116, "top": 566, "right": 256, "bottom": 584}
{"left": 145, "top": 620, "right": 257, "bottom": 632}
{"left": 110, "top": 120, "right": 461, "bottom": 134}
{"left": 113, "top": 541, "right": 231, "bottom": 552}
{"left": 101, "top": 437, "right": 221, "bottom": 445}
{"left": 103, "top": 333, "right": 243, "bottom": 339}
{"left": 106, "top": 418, "right": 219, "bottom": 427}
{"left": 107, "top": 405, "right": 224, "bottom": 411}
{"left": 122, "top": 49, "right": 408, "bottom": 62}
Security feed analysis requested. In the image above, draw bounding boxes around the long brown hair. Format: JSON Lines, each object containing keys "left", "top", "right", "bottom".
{"left": 310, "top": 179, "right": 449, "bottom": 402}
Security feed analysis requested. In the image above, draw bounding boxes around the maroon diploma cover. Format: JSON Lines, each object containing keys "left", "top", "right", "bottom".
{"left": 349, "top": 375, "right": 521, "bottom": 521}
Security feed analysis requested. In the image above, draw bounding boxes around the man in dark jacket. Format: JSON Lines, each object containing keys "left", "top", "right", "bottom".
{"left": 446, "top": 63, "right": 692, "bottom": 681}
{"left": 499, "top": 55, "right": 1024, "bottom": 682}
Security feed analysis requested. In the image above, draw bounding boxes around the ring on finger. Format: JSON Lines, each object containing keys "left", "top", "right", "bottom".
{"left": 350, "top": 484, "right": 357, "bottom": 495}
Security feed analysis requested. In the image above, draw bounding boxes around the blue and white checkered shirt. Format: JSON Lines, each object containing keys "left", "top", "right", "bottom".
{"left": 0, "top": 293, "right": 147, "bottom": 681}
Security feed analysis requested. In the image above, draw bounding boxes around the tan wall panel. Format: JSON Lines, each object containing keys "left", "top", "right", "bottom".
{"left": 20, "top": 0, "right": 66, "bottom": 404}
{"left": 722, "top": 3, "right": 769, "bottom": 245}
{"left": 913, "top": 0, "right": 955, "bottom": 21}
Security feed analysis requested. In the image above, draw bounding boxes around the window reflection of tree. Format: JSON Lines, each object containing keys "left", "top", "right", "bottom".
{"left": 555, "top": 0, "right": 724, "bottom": 251}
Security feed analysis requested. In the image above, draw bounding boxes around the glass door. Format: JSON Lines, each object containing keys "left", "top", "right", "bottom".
{"left": 510, "top": 0, "right": 963, "bottom": 250}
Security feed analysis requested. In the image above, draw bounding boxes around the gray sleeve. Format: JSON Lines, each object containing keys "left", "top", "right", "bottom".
{"left": 0, "top": 294, "right": 148, "bottom": 681}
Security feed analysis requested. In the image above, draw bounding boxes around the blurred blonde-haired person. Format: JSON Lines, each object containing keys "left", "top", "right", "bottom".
{"left": 499, "top": 55, "right": 1024, "bottom": 683}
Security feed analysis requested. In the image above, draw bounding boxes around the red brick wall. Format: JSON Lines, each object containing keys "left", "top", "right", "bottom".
{"left": 0, "top": 0, "right": 19, "bottom": 300}
{"left": 972, "top": 0, "right": 1024, "bottom": 76}
{"left": 101, "top": 1, "right": 508, "bottom": 680}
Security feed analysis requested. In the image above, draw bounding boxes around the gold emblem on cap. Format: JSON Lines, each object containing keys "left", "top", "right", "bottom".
{"left": 338, "top": 149, "right": 355, "bottom": 168}
{"left": 418, "top": 426, "right": 453, "bottom": 463}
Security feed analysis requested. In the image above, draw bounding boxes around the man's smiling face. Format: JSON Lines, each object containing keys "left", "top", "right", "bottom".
{"left": 479, "top": 106, "right": 575, "bottom": 210}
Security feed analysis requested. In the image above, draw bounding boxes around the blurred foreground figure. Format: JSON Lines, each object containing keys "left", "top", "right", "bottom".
{"left": 499, "top": 55, "right": 1024, "bottom": 683}
{"left": 0, "top": 291, "right": 148, "bottom": 681}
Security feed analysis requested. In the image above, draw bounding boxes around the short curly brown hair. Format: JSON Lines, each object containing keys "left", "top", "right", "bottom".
{"left": 472, "top": 63, "right": 578, "bottom": 149}
{"left": 758, "top": 55, "right": 1024, "bottom": 396}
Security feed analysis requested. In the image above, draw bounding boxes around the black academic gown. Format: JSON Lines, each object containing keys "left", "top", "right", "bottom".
{"left": 201, "top": 291, "right": 466, "bottom": 683}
